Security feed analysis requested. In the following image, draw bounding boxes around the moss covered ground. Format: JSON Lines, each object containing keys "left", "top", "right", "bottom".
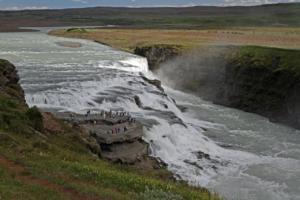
{"left": 234, "top": 46, "right": 300, "bottom": 76}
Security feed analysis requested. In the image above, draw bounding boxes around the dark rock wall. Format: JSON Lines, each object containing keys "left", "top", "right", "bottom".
{"left": 217, "top": 58, "right": 300, "bottom": 129}
{"left": 0, "top": 59, "right": 25, "bottom": 102}
{"left": 134, "top": 45, "right": 181, "bottom": 71}
{"left": 0, "top": 60, "right": 19, "bottom": 85}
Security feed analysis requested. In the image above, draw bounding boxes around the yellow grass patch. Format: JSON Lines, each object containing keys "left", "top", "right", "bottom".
{"left": 50, "top": 27, "right": 300, "bottom": 52}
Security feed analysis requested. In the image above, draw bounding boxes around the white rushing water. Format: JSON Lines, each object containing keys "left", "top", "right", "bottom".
{"left": 0, "top": 31, "right": 299, "bottom": 200}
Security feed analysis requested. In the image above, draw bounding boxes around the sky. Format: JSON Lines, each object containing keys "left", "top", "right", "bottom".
{"left": 0, "top": 0, "right": 299, "bottom": 10}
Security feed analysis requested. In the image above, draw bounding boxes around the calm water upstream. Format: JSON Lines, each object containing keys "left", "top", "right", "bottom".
{"left": 0, "top": 31, "right": 299, "bottom": 200}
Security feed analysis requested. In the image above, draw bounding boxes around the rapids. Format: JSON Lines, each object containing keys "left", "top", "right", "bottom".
{"left": 0, "top": 31, "right": 299, "bottom": 200}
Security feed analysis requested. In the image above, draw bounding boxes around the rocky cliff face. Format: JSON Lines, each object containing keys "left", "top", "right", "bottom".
{"left": 0, "top": 59, "right": 25, "bottom": 102}
{"left": 216, "top": 48, "right": 300, "bottom": 129}
{"left": 134, "top": 45, "right": 181, "bottom": 71}
{"left": 0, "top": 59, "right": 44, "bottom": 133}
{"left": 155, "top": 46, "right": 300, "bottom": 129}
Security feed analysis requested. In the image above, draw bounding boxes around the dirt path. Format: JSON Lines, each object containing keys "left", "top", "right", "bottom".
{"left": 0, "top": 155, "right": 101, "bottom": 200}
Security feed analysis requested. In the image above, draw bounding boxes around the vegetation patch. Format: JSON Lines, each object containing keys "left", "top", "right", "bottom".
{"left": 66, "top": 28, "right": 87, "bottom": 33}
{"left": 233, "top": 46, "right": 300, "bottom": 76}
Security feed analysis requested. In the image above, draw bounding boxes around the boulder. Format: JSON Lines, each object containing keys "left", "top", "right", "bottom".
{"left": 101, "top": 141, "right": 148, "bottom": 164}
{"left": 0, "top": 59, "right": 25, "bottom": 101}
{"left": 0, "top": 59, "right": 19, "bottom": 86}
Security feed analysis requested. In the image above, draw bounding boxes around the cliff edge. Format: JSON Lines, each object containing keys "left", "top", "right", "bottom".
{"left": 156, "top": 46, "right": 300, "bottom": 129}
{"left": 219, "top": 46, "right": 300, "bottom": 129}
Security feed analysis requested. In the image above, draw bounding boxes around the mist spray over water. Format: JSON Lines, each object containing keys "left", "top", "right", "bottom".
{"left": 156, "top": 46, "right": 230, "bottom": 101}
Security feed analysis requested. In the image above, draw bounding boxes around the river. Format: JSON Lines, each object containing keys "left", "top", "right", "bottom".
{"left": 0, "top": 31, "right": 299, "bottom": 200}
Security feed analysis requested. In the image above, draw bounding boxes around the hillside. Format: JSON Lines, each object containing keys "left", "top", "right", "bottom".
{"left": 1, "top": 3, "right": 300, "bottom": 32}
{"left": 0, "top": 59, "right": 220, "bottom": 199}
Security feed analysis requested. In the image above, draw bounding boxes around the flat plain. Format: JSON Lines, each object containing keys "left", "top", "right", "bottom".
{"left": 50, "top": 27, "right": 300, "bottom": 52}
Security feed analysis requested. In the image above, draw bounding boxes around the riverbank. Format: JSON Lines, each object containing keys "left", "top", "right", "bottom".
{"left": 0, "top": 59, "right": 221, "bottom": 199}
{"left": 50, "top": 27, "right": 300, "bottom": 52}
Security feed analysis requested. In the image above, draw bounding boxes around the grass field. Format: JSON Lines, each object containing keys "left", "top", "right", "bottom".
{"left": 50, "top": 27, "right": 300, "bottom": 52}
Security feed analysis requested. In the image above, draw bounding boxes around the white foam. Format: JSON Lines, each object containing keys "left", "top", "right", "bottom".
{"left": 120, "top": 57, "right": 149, "bottom": 73}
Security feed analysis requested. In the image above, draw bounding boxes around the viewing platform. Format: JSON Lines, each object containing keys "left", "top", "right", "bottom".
{"left": 53, "top": 111, "right": 147, "bottom": 164}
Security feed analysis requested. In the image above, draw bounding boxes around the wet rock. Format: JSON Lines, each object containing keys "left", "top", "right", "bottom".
{"left": 141, "top": 75, "right": 164, "bottom": 92}
{"left": 194, "top": 151, "right": 211, "bottom": 160}
{"left": 217, "top": 143, "right": 234, "bottom": 149}
{"left": 201, "top": 127, "right": 208, "bottom": 132}
{"left": 101, "top": 140, "right": 148, "bottom": 164}
{"left": 184, "top": 160, "right": 203, "bottom": 170}
{"left": 134, "top": 45, "right": 181, "bottom": 71}
{"left": 134, "top": 95, "right": 143, "bottom": 108}
{"left": 146, "top": 109, "right": 187, "bottom": 127}
{"left": 177, "top": 105, "right": 188, "bottom": 112}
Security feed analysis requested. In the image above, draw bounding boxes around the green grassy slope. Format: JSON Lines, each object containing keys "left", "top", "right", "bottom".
{"left": 0, "top": 59, "right": 221, "bottom": 200}
{"left": 233, "top": 46, "right": 300, "bottom": 76}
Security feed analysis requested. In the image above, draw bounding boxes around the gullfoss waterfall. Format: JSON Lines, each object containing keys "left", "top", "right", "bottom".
{"left": 0, "top": 32, "right": 299, "bottom": 200}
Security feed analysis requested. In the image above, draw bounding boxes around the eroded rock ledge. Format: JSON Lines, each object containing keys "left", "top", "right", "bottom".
{"left": 134, "top": 44, "right": 181, "bottom": 71}
{"left": 53, "top": 112, "right": 161, "bottom": 168}
{"left": 0, "top": 59, "right": 25, "bottom": 102}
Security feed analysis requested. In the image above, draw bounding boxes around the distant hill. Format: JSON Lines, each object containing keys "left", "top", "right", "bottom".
{"left": 0, "top": 3, "right": 300, "bottom": 31}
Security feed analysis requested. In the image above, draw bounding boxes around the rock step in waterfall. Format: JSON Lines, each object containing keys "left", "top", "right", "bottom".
{"left": 53, "top": 111, "right": 155, "bottom": 165}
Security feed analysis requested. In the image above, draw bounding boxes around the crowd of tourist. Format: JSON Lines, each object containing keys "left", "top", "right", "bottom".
{"left": 83, "top": 110, "right": 137, "bottom": 135}
{"left": 99, "top": 110, "right": 130, "bottom": 119}
{"left": 108, "top": 126, "right": 129, "bottom": 135}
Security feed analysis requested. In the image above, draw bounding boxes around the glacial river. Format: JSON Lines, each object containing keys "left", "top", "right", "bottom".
{"left": 0, "top": 31, "right": 299, "bottom": 200}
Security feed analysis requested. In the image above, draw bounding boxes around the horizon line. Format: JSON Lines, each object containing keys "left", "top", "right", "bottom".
{"left": 0, "top": 2, "right": 298, "bottom": 11}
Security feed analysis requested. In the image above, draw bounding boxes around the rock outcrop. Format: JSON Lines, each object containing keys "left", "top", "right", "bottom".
{"left": 0, "top": 59, "right": 46, "bottom": 134}
{"left": 0, "top": 59, "right": 25, "bottom": 101}
{"left": 141, "top": 75, "right": 164, "bottom": 91}
{"left": 0, "top": 60, "right": 19, "bottom": 85}
{"left": 54, "top": 112, "right": 157, "bottom": 165}
{"left": 216, "top": 47, "right": 300, "bottom": 129}
{"left": 134, "top": 45, "right": 181, "bottom": 71}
